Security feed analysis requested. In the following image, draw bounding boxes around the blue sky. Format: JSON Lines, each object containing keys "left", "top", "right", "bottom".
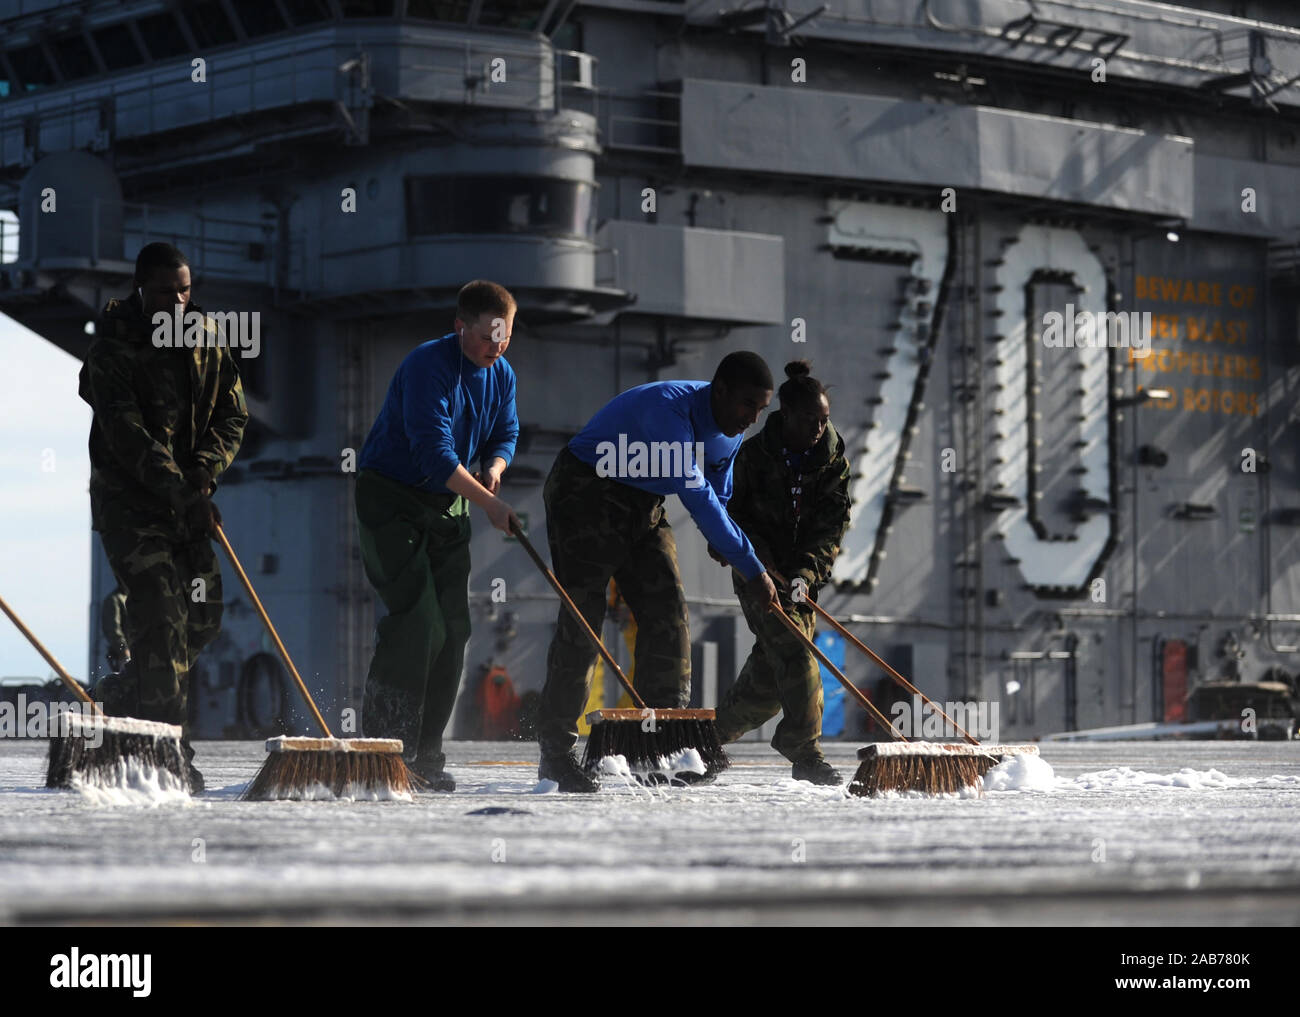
{"left": 0, "top": 312, "right": 91, "bottom": 682}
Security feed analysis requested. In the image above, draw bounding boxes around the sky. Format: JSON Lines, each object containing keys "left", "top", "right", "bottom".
{"left": 0, "top": 312, "right": 91, "bottom": 684}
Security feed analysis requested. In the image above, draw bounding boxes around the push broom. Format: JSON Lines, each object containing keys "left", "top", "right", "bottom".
{"left": 766, "top": 581, "right": 1036, "bottom": 795}
{"left": 0, "top": 593, "right": 190, "bottom": 792}
{"left": 510, "top": 521, "right": 728, "bottom": 782}
{"left": 214, "top": 525, "right": 417, "bottom": 801}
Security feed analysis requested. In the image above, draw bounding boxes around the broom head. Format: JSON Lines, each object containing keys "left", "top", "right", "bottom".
{"left": 46, "top": 713, "right": 189, "bottom": 792}
{"left": 580, "top": 708, "right": 730, "bottom": 783}
{"left": 241, "top": 736, "right": 418, "bottom": 801}
{"left": 848, "top": 742, "right": 1040, "bottom": 797}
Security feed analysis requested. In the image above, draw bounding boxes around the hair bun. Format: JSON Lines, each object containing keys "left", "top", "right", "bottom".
{"left": 784, "top": 360, "right": 811, "bottom": 379}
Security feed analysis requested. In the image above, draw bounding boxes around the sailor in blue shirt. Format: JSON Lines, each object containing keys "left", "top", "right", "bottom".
{"left": 535, "top": 351, "right": 779, "bottom": 791}
{"left": 354, "top": 280, "right": 522, "bottom": 792}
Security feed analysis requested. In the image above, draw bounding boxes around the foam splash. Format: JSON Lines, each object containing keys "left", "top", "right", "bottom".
{"left": 71, "top": 759, "right": 192, "bottom": 808}
{"left": 1071, "top": 766, "right": 1245, "bottom": 791}
{"left": 984, "top": 754, "right": 1059, "bottom": 792}
{"left": 252, "top": 782, "right": 414, "bottom": 802}
{"left": 597, "top": 748, "right": 705, "bottom": 782}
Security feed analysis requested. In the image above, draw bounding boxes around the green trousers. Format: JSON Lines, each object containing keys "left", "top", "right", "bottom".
{"left": 537, "top": 449, "right": 691, "bottom": 756}
{"left": 356, "top": 469, "right": 471, "bottom": 766}
{"left": 715, "top": 577, "right": 824, "bottom": 764}
{"left": 98, "top": 522, "right": 222, "bottom": 729}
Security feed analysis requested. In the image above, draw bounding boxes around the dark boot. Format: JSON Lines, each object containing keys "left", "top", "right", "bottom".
{"left": 539, "top": 750, "right": 599, "bottom": 793}
{"left": 409, "top": 753, "right": 455, "bottom": 792}
{"left": 180, "top": 738, "right": 205, "bottom": 795}
{"left": 92, "top": 660, "right": 139, "bottom": 718}
{"left": 791, "top": 756, "right": 842, "bottom": 786}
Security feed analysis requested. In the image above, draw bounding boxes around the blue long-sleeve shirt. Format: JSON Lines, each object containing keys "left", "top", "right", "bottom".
{"left": 359, "top": 334, "right": 518, "bottom": 493}
{"left": 568, "top": 381, "right": 765, "bottom": 580}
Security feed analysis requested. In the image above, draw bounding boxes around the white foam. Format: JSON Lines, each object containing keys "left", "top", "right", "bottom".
{"left": 984, "top": 754, "right": 1059, "bottom": 791}
{"left": 531, "top": 779, "right": 559, "bottom": 794}
{"left": 252, "top": 782, "right": 414, "bottom": 802}
{"left": 1070, "top": 766, "right": 1246, "bottom": 791}
{"left": 71, "top": 759, "right": 192, "bottom": 808}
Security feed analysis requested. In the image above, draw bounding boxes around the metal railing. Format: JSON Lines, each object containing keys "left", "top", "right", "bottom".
{"left": 0, "top": 27, "right": 596, "bottom": 167}
{"left": 2, "top": 197, "right": 281, "bottom": 288}
{"left": 595, "top": 88, "right": 681, "bottom": 154}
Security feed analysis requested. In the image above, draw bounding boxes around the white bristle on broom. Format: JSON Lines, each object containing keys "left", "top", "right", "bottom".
{"left": 861, "top": 743, "right": 1040, "bottom": 758}
{"left": 241, "top": 736, "right": 417, "bottom": 802}
{"left": 47, "top": 712, "right": 192, "bottom": 796}
{"left": 850, "top": 743, "right": 1040, "bottom": 797}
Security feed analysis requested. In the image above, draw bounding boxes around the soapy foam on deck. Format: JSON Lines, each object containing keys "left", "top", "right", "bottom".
{"left": 71, "top": 759, "right": 192, "bottom": 808}
{"left": 984, "top": 753, "right": 1058, "bottom": 791}
{"left": 597, "top": 748, "right": 705, "bottom": 782}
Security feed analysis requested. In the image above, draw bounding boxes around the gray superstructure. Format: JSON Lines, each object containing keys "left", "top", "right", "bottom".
{"left": 2, "top": 0, "right": 1298, "bottom": 741}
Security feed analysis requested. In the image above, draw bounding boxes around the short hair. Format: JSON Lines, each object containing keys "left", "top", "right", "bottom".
{"left": 713, "top": 351, "right": 773, "bottom": 391}
{"left": 457, "top": 280, "right": 517, "bottom": 325}
{"left": 778, "top": 360, "right": 830, "bottom": 411}
{"left": 134, "top": 242, "right": 188, "bottom": 287}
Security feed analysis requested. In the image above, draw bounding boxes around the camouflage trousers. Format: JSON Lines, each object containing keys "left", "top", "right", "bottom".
{"left": 356, "top": 469, "right": 471, "bottom": 768}
{"left": 537, "top": 448, "right": 691, "bottom": 756}
{"left": 715, "top": 577, "right": 824, "bottom": 763}
{"left": 97, "top": 523, "right": 223, "bottom": 729}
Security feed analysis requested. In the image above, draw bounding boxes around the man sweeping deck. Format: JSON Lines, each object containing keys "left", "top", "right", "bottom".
{"left": 79, "top": 242, "right": 248, "bottom": 793}
{"left": 537, "top": 352, "right": 779, "bottom": 792}
{"left": 356, "top": 280, "right": 522, "bottom": 792}
{"left": 712, "top": 360, "right": 851, "bottom": 786}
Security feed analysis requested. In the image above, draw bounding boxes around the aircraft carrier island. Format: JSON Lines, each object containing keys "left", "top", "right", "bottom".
{"left": 2, "top": 0, "right": 1299, "bottom": 746}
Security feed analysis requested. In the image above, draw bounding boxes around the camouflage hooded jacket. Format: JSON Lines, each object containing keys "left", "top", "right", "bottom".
{"left": 78, "top": 293, "right": 248, "bottom": 531}
{"left": 728, "top": 410, "right": 851, "bottom": 592}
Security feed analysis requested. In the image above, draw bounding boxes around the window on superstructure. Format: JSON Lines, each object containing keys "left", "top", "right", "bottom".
{"left": 474, "top": 0, "right": 547, "bottom": 31}
{"left": 280, "top": 0, "right": 334, "bottom": 25}
{"left": 406, "top": 0, "right": 473, "bottom": 22}
{"left": 8, "top": 45, "right": 58, "bottom": 90}
{"left": 91, "top": 23, "right": 145, "bottom": 70}
{"left": 185, "top": 1, "right": 240, "bottom": 47}
{"left": 406, "top": 176, "right": 596, "bottom": 240}
{"left": 229, "top": 0, "right": 288, "bottom": 38}
{"left": 339, "top": 1, "right": 396, "bottom": 16}
{"left": 50, "top": 32, "right": 99, "bottom": 81}
{"left": 136, "top": 13, "right": 191, "bottom": 60}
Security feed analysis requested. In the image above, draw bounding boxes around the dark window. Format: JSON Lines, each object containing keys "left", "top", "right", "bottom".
{"left": 406, "top": 0, "right": 473, "bottom": 21}
{"left": 339, "top": 1, "right": 395, "bottom": 16}
{"left": 50, "top": 32, "right": 99, "bottom": 80}
{"left": 552, "top": 20, "right": 582, "bottom": 51}
{"left": 229, "top": 0, "right": 288, "bottom": 37}
{"left": 136, "top": 13, "right": 190, "bottom": 60}
{"left": 91, "top": 23, "right": 145, "bottom": 70}
{"left": 280, "top": 0, "right": 334, "bottom": 25}
{"left": 406, "top": 176, "right": 596, "bottom": 239}
{"left": 475, "top": 0, "right": 546, "bottom": 31}
{"left": 8, "top": 45, "right": 58, "bottom": 89}
{"left": 185, "top": 1, "right": 239, "bottom": 48}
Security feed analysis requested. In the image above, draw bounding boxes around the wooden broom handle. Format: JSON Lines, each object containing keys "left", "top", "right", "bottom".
{"left": 769, "top": 569, "right": 980, "bottom": 746}
{"left": 767, "top": 603, "right": 904, "bottom": 740}
{"left": 510, "top": 521, "right": 648, "bottom": 711}
{"left": 215, "top": 524, "right": 333, "bottom": 738}
{"left": 0, "top": 594, "right": 99, "bottom": 711}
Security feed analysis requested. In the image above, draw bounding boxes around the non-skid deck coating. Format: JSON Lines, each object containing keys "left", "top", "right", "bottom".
{"left": 0, "top": 739, "right": 1297, "bottom": 925}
